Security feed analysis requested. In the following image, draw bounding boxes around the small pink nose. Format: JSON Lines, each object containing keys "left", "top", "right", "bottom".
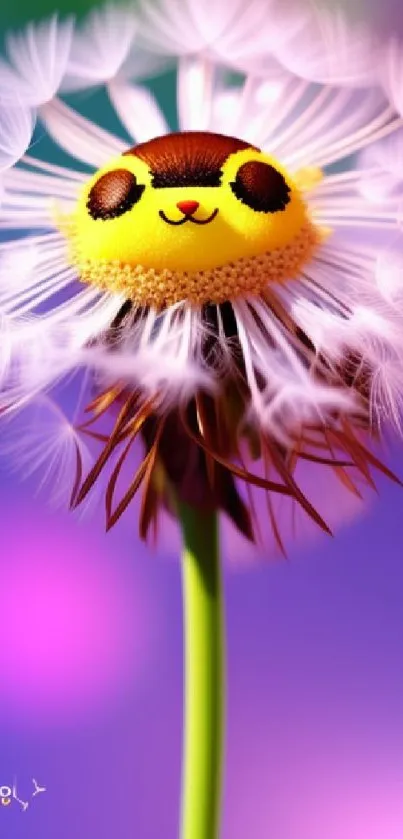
{"left": 176, "top": 200, "right": 200, "bottom": 216}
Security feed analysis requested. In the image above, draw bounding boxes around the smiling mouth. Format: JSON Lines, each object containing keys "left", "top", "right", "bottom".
{"left": 159, "top": 208, "right": 219, "bottom": 226}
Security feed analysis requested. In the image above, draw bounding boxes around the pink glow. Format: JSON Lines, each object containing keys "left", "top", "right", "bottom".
{"left": 221, "top": 460, "right": 370, "bottom": 565}
{"left": 0, "top": 501, "right": 151, "bottom": 727}
{"left": 225, "top": 700, "right": 403, "bottom": 839}
{"left": 120, "top": 454, "right": 369, "bottom": 568}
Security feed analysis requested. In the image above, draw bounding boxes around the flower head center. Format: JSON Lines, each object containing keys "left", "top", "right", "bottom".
{"left": 61, "top": 131, "right": 322, "bottom": 307}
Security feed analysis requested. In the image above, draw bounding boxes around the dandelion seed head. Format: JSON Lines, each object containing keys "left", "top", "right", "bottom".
{"left": 0, "top": 1, "right": 402, "bottom": 546}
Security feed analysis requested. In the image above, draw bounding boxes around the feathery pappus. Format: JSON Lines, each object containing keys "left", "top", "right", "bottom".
{"left": 0, "top": 0, "right": 403, "bottom": 551}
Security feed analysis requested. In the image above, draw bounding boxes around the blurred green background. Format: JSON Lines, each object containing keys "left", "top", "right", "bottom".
{"left": 1, "top": 0, "right": 401, "bottom": 48}
{"left": 0, "top": 0, "right": 386, "bottom": 31}
{"left": 0, "top": 0, "right": 98, "bottom": 27}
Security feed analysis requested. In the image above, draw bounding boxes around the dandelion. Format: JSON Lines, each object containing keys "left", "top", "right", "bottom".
{"left": 0, "top": 2, "right": 402, "bottom": 838}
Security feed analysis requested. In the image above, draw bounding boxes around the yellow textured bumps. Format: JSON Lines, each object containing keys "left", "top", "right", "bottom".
{"left": 71, "top": 220, "right": 320, "bottom": 308}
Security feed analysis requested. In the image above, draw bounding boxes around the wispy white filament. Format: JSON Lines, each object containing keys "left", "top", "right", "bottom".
{"left": 40, "top": 98, "right": 126, "bottom": 167}
{"left": 177, "top": 57, "right": 215, "bottom": 131}
{"left": 0, "top": 0, "right": 402, "bottom": 463}
{"left": 61, "top": 4, "right": 137, "bottom": 90}
{"left": 108, "top": 80, "right": 169, "bottom": 142}
{"left": 0, "top": 16, "right": 74, "bottom": 108}
{"left": 0, "top": 106, "right": 35, "bottom": 171}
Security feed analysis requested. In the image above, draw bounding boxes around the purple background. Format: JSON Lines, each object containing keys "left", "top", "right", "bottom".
{"left": 1, "top": 1, "right": 403, "bottom": 837}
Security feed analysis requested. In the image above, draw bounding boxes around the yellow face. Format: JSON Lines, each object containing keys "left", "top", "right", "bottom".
{"left": 62, "top": 132, "right": 320, "bottom": 307}
{"left": 70, "top": 142, "right": 311, "bottom": 269}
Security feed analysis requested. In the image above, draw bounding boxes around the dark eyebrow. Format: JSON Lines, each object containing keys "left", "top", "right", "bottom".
{"left": 124, "top": 131, "right": 259, "bottom": 189}
{"left": 150, "top": 168, "right": 223, "bottom": 188}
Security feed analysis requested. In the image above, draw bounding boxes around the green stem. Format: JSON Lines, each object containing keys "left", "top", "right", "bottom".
{"left": 178, "top": 502, "right": 225, "bottom": 839}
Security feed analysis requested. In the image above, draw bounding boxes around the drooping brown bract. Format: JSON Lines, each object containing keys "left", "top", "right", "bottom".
{"left": 70, "top": 295, "right": 401, "bottom": 553}
{"left": 124, "top": 131, "right": 258, "bottom": 188}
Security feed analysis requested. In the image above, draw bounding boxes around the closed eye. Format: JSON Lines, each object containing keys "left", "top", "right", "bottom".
{"left": 87, "top": 169, "right": 145, "bottom": 220}
{"left": 230, "top": 161, "right": 291, "bottom": 213}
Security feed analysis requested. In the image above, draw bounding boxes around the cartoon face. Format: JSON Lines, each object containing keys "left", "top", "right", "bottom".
{"left": 69, "top": 131, "right": 310, "bottom": 274}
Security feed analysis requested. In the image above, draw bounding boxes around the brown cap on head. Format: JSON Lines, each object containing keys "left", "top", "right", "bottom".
{"left": 124, "top": 130, "right": 259, "bottom": 188}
